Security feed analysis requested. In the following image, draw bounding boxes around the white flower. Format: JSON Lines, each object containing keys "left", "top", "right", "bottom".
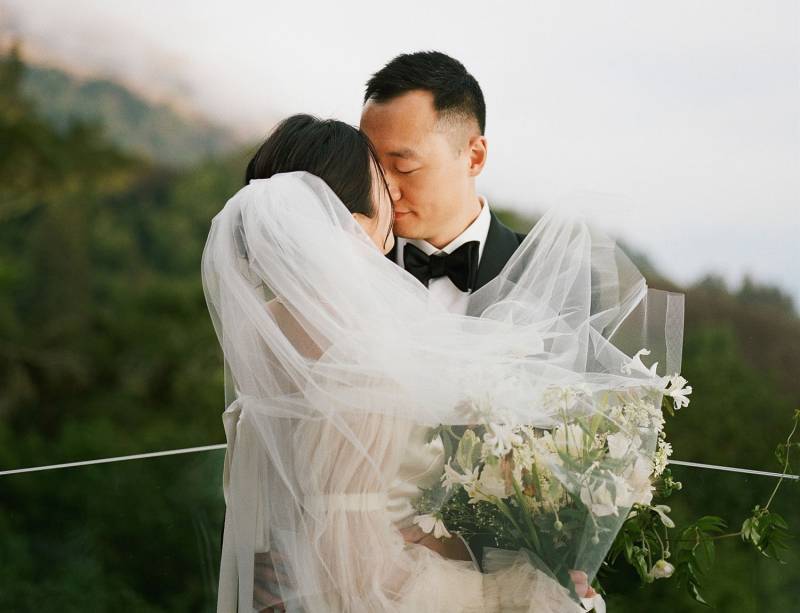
{"left": 441, "top": 460, "right": 480, "bottom": 492}
{"left": 580, "top": 482, "right": 618, "bottom": 517}
{"left": 606, "top": 431, "right": 639, "bottom": 459}
{"left": 483, "top": 421, "right": 523, "bottom": 457}
{"left": 611, "top": 455, "right": 654, "bottom": 508}
{"left": 662, "top": 374, "right": 692, "bottom": 410}
{"left": 512, "top": 439, "right": 536, "bottom": 469}
{"left": 627, "top": 455, "right": 655, "bottom": 506}
{"left": 581, "top": 593, "right": 607, "bottom": 613}
{"left": 653, "top": 439, "right": 672, "bottom": 478}
{"left": 621, "top": 348, "right": 660, "bottom": 377}
{"left": 649, "top": 559, "right": 675, "bottom": 579}
{"left": 412, "top": 513, "right": 451, "bottom": 539}
{"left": 537, "top": 470, "right": 568, "bottom": 514}
{"left": 548, "top": 423, "right": 587, "bottom": 457}
{"left": 469, "top": 462, "right": 508, "bottom": 503}
{"left": 619, "top": 397, "right": 664, "bottom": 429}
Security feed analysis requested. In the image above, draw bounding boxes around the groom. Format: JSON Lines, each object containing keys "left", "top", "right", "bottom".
{"left": 360, "top": 51, "right": 527, "bottom": 566}
{"left": 361, "top": 51, "right": 525, "bottom": 315}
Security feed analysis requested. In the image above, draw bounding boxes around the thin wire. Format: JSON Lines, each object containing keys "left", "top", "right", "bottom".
{"left": 0, "top": 444, "right": 797, "bottom": 481}
{"left": 667, "top": 459, "right": 799, "bottom": 481}
{"left": 0, "top": 444, "right": 226, "bottom": 476}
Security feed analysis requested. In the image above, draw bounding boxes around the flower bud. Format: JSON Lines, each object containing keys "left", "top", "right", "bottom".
{"left": 650, "top": 559, "right": 675, "bottom": 579}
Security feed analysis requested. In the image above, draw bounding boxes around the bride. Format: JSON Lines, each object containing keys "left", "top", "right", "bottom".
{"left": 202, "top": 114, "right": 681, "bottom": 612}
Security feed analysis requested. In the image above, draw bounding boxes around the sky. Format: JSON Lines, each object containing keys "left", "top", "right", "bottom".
{"left": 3, "top": 0, "right": 798, "bottom": 305}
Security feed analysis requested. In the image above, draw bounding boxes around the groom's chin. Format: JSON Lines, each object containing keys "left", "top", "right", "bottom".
{"left": 392, "top": 215, "right": 419, "bottom": 239}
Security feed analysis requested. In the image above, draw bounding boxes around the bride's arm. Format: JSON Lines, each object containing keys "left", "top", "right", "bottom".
{"left": 399, "top": 524, "right": 473, "bottom": 561}
{"left": 263, "top": 301, "right": 418, "bottom": 609}
{"left": 263, "top": 300, "right": 475, "bottom": 610}
{"left": 284, "top": 409, "right": 420, "bottom": 608}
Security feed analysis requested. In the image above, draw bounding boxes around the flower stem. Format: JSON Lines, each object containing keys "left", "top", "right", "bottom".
{"left": 511, "top": 476, "right": 543, "bottom": 556}
{"left": 764, "top": 411, "right": 798, "bottom": 511}
{"left": 494, "top": 495, "right": 542, "bottom": 558}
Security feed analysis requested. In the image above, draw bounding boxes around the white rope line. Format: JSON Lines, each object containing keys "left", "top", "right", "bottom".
{"left": 667, "top": 459, "right": 799, "bottom": 481}
{"left": 0, "top": 444, "right": 797, "bottom": 480}
{"left": 0, "top": 444, "right": 226, "bottom": 476}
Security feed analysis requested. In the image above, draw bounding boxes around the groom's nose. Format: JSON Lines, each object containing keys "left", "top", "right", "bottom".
{"left": 387, "top": 178, "right": 402, "bottom": 203}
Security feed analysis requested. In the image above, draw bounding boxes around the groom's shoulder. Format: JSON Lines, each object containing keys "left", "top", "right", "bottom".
{"left": 477, "top": 212, "right": 529, "bottom": 289}
{"left": 488, "top": 210, "right": 527, "bottom": 247}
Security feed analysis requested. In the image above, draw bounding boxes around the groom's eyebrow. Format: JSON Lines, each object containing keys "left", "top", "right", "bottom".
{"left": 387, "top": 148, "right": 417, "bottom": 159}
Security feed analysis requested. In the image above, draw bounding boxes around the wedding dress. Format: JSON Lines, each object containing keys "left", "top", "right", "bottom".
{"left": 203, "top": 172, "right": 683, "bottom": 612}
{"left": 386, "top": 424, "right": 445, "bottom": 532}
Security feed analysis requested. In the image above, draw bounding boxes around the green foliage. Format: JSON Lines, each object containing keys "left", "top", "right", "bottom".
{"left": 0, "top": 48, "right": 239, "bottom": 609}
{"left": 735, "top": 276, "right": 796, "bottom": 317}
{"left": 741, "top": 506, "right": 791, "bottom": 562}
{"left": 738, "top": 409, "right": 799, "bottom": 563}
{"left": 0, "top": 49, "right": 245, "bottom": 456}
{"left": 603, "top": 406, "right": 799, "bottom": 609}
{"left": 672, "top": 516, "right": 727, "bottom": 606}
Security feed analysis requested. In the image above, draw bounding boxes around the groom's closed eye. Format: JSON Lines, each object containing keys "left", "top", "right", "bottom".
{"left": 396, "top": 165, "right": 422, "bottom": 175}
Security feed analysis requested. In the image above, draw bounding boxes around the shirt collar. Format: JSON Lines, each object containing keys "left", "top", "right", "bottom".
{"left": 396, "top": 195, "right": 492, "bottom": 265}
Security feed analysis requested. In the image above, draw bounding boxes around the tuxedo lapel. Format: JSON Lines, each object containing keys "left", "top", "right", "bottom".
{"left": 474, "top": 212, "right": 526, "bottom": 290}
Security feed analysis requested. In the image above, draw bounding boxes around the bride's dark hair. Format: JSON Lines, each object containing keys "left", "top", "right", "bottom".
{"left": 245, "top": 114, "right": 392, "bottom": 225}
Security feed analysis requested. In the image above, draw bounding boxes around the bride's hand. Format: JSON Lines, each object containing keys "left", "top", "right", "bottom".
{"left": 399, "top": 524, "right": 473, "bottom": 561}
{"left": 254, "top": 550, "right": 291, "bottom": 612}
{"left": 568, "top": 569, "right": 598, "bottom": 598}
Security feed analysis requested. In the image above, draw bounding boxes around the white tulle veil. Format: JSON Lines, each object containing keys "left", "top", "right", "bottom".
{"left": 201, "top": 171, "right": 684, "bottom": 612}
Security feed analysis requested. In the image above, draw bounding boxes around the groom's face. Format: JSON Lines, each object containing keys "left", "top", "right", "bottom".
{"left": 360, "top": 90, "right": 484, "bottom": 247}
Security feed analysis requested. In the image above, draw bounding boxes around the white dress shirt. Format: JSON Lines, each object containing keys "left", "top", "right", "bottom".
{"left": 395, "top": 195, "right": 492, "bottom": 315}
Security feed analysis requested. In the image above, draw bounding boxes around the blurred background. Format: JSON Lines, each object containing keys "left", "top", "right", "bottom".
{"left": 1, "top": 1, "right": 797, "bottom": 611}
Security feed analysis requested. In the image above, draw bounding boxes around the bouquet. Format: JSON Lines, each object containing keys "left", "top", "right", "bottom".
{"left": 411, "top": 349, "right": 692, "bottom": 609}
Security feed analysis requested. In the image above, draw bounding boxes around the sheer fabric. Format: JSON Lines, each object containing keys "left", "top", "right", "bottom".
{"left": 202, "top": 172, "right": 683, "bottom": 612}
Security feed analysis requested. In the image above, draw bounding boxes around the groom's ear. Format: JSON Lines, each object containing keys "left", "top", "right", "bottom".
{"left": 466, "top": 135, "right": 488, "bottom": 177}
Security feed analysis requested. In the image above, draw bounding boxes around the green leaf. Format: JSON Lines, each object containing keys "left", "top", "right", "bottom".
{"left": 695, "top": 515, "right": 727, "bottom": 534}
{"left": 687, "top": 579, "right": 711, "bottom": 607}
{"left": 624, "top": 533, "right": 633, "bottom": 560}
{"left": 698, "top": 538, "right": 715, "bottom": 573}
{"left": 742, "top": 509, "right": 793, "bottom": 562}
{"left": 741, "top": 517, "right": 759, "bottom": 545}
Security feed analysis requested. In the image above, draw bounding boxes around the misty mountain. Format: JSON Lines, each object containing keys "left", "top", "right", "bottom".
{"left": 21, "top": 62, "right": 238, "bottom": 167}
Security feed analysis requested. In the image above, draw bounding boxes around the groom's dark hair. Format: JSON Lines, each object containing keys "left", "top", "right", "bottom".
{"left": 364, "top": 51, "right": 486, "bottom": 134}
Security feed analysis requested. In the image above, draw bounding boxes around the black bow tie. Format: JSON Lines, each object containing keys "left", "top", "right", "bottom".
{"left": 403, "top": 241, "right": 480, "bottom": 292}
